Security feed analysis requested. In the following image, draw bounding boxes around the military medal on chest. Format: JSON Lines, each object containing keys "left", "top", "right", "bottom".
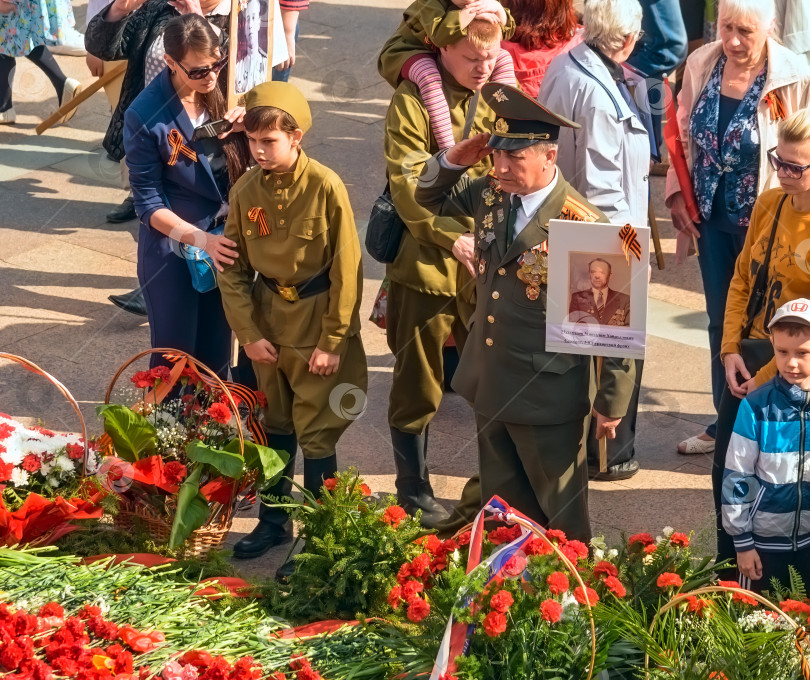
{"left": 516, "top": 242, "right": 549, "bottom": 300}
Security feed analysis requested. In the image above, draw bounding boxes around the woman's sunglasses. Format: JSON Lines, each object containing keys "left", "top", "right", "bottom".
{"left": 176, "top": 54, "right": 228, "bottom": 80}
{"left": 768, "top": 147, "right": 810, "bottom": 179}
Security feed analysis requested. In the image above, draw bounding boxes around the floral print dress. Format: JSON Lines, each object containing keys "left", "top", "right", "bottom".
{"left": 689, "top": 55, "right": 766, "bottom": 229}
{"left": 0, "top": 0, "right": 77, "bottom": 57}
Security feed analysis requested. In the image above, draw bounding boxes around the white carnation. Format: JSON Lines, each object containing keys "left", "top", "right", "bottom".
{"left": 55, "top": 455, "right": 74, "bottom": 473}
{"left": 607, "top": 549, "right": 618, "bottom": 559}
{"left": 10, "top": 468, "right": 30, "bottom": 486}
{"left": 662, "top": 526, "right": 675, "bottom": 537}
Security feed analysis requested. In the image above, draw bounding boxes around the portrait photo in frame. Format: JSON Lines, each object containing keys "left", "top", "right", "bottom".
{"left": 227, "top": 0, "right": 288, "bottom": 107}
{"left": 545, "top": 220, "right": 650, "bottom": 360}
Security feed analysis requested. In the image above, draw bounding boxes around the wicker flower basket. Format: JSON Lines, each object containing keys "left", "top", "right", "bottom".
{"left": 104, "top": 348, "right": 246, "bottom": 558}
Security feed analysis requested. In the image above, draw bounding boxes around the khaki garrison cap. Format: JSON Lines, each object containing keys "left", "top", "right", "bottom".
{"left": 245, "top": 82, "right": 312, "bottom": 133}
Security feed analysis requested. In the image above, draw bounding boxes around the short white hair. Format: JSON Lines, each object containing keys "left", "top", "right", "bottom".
{"left": 583, "top": 0, "right": 643, "bottom": 54}
{"left": 718, "top": 0, "right": 775, "bottom": 31}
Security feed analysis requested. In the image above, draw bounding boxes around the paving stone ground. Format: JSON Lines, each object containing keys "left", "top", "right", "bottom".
{"left": 0, "top": 0, "right": 720, "bottom": 577}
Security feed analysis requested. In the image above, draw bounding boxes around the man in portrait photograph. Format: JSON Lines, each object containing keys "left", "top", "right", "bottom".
{"left": 235, "top": 0, "right": 268, "bottom": 94}
{"left": 569, "top": 257, "right": 630, "bottom": 326}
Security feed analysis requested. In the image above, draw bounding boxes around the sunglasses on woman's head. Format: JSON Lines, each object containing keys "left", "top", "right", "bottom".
{"left": 768, "top": 147, "right": 810, "bottom": 179}
{"left": 176, "top": 54, "right": 228, "bottom": 80}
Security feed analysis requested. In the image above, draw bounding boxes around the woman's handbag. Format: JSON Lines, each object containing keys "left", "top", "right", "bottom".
{"left": 365, "top": 182, "right": 405, "bottom": 264}
{"left": 180, "top": 224, "right": 222, "bottom": 294}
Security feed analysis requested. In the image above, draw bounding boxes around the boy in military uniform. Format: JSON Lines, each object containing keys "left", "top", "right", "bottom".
{"left": 218, "top": 82, "right": 367, "bottom": 559}
{"left": 415, "top": 84, "right": 635, "bottom": 540}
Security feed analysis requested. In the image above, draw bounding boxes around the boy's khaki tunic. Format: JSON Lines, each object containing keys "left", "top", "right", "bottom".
{"left": 377, "top": 0, "right": 515, "bottom": 89}
{"left": 384, "top": 74, "right": 494, "bottom": 432}
{"left": 219, "top": 151, "right": 367, "bottom": 458}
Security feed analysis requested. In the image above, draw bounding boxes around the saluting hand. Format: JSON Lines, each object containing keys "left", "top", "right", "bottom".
{"left": 244, "top": 339, "right": 278, "bottom": 365}
{"left": 445, "top": 133, "right": 493, "bottom": 168}
{"left": 309, "top": 348, "right": 340, "bottom": 376}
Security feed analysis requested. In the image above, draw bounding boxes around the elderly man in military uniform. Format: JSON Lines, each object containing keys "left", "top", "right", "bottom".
{"left": 381, "top": 19, "right": 505, "bottom": 528}
{"left": 569, "top": 257, "right": 631, "bottom": 326}
{"left": 415, "top": 84, "right": 635, "bottom": 540}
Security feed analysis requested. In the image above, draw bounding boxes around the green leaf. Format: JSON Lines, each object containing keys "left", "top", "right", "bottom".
{"left": 186, "top": 440, "right": 244, "bottom": 478}
{"left": 95, "top": 404, "right": 157, "bottom": 461}
{"left": 228, "top": 439, "right": 289, "bottom": 486}
{"left": 169, "top": 466, "right": 209, "bottom": 548}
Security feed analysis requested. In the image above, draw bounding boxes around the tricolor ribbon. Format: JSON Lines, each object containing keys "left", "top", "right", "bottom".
{"left": 619, "top": 224, "right": 642, "bottom": 264}
{"left": 167, "top": 129, "right": 197, "bottom": 166}
{"left": 430, "top": 496, "right": 541, "bottom": 680}
{"left": 247, "top": 207, "right": 271, "bottom": 236}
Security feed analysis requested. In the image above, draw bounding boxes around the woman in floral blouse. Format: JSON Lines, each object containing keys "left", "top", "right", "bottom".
{"left": 666, "top": 0, "right": 810, "bottom": 456}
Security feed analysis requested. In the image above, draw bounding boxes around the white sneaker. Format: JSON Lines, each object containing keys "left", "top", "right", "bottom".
{"left": 57, "top": 78, "right": 83, "bottom": 125}
{"left": 0, "top": 107, "right": 16, "bottom": 125}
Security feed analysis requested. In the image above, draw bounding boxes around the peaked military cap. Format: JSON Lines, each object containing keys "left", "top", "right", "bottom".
{"left": 245, "top": 82, "right": 312, "bottom": 133}
{"left": 482, "top": 83, "right": 579, "bottom": 150}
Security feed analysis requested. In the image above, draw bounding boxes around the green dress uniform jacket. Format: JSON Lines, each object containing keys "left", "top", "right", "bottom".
{"left": 415, "top": 161, "right": 636, "bottom": 425}
{"left": 384, "top": 75, "right": 494, "bottom": 297}
{"left": 219, "top": 151, "right": 362, "bottom": 354}
{"left": 377, "top": 0, "right": 515, "bottom": 90}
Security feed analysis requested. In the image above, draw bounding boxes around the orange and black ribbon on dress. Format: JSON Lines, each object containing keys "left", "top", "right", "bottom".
{"left": 247, "top": 207, "right": 270, "bottom": 236}
{"left": 619, "top": 224, "right": 642, "bottom": 264}
{"left": 765, "top": 91, "right": 787, "bottom": 121}
{"left": 167, "top": 129, "right": 197, "bottom": 166}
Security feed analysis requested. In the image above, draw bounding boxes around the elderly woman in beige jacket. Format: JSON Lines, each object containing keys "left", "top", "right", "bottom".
{"left": 666, "top": 0, "right": 810, "bottom": 456}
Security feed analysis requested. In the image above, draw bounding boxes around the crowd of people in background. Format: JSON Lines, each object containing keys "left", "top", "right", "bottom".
{"left": 3, "top": 0, "right": 810, "bottom": 590}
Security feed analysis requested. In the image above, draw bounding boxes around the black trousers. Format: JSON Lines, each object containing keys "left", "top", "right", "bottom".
{"left": 712, "top": 385, "right": 742, "bottom": 577}
{"left": 0, "top": 45, "right": 66, "bottom": 112}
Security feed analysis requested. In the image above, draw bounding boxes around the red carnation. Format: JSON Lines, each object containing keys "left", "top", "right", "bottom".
{"left": 323, "top": 478, "right": 338, "bottom": 492}
{"left": 593, "top": 561, "right": 619, "bottom": 579}
{"left": 206, "top": 403, "right": 231, "bottom": 425}
{"left": 628, "top": 532, "right": 654, "bottom": 547}
{"left": 66, "top": 443, "right": 85, "bottom": 460}
{"left": 545, "top": 529, "right": 567, "bottom": 544}
{"left": 487, "top": 525, "right": 522, "bottom": 546}
{"left": 482, "top": 611, "right": 507, "bottom": 637}
{"left": 603, "top": 575, "right": 626, "bottom": 598}
{"left": 656, "top": 573, "right": 683, "bottom": 589}
{"left": 457, "top": 531, "right": 471, "bottom": 547}
{"left": 419, "top": 534, "right": 442, "bottom": 555}
{"left": 573, "top": 586, "right": 599, "bottom": 606}
{"left": 780, "top": 599, "right": 810, "bottom": 616}
{"left": 406, "top": 597, "right": 430, "bottom": 623}
{"left": 22, "top": 454, "right": 42, "bottom": 473}
{"left": 546, "top": 571, "right": 570, "bottom": 595}
{"left": 163, "top": 461, "right": 188, "bottom": 485}
{"left": 387, "top": 586, "right": 402, "bottom": 609}
{"left": 77, "top": 605, "right": 102, "bottom": 620}
{"left": 150, "top": 366, "right": 171, "bottom": 383}
{"left": 382, "top": 505, "right": 407, "bottom": 528}
{"left": 410, "top": 553, "right": 431, "bottom": 577}
{"left": 402, "top": 580, "right": 424, "bottom": 602}
{"left": 0, "top": 422, "right": 16, "bottom": 439}
{"left": 289, "top": 655, "right": 310, "bottom": 671}
{"left": 540, "top": 599, "right": 563, "bottom": 624}
{"left": 131, "top": 371, "right": 155, "bottom": 389}
{"left": 685, "top": 596, "right": 711, "bottom": 617}
{"left": 503, "top": 554, "right": 527, "bottom": 577}
{"left": 489, "top": 590, "right": 513, "bottom": 614}
{"left": 38, "top": 603, "right": 65, "bottom": 619}
{"left": 669, "top": 532, "right": 690, "bottom": 547}
{"left": 271, "top": 674, "right": 285, "bottom": 680}
{"left": 0, "top": 641, "right": 25, "bottom": 670}
{"left": 437, "top": 539, "right": 458, "bottom": 556}
{"left": 524, "top": 537, "right": 553, "bottom": 556}
{"left": 718, "top": 580, "right": 741, "bottom": 588}
{"left": 296, "top": 669, "right": 322, "bottom": 680}
{"left": 733, "top": 591, "right": 758, "bottom": 606}
{"left": 359, "top": 483, "right": 372, "bottom": 496}
{"left": 396, "top": 563, "right": 412, "bottom": 585}
{"left": 561, "top": 540, "right": 588, "bottom": 564}
{"left": 255, "top": 391, "right": 268, "bottom": 408}
{"left": 644, "top": 544, "right": 658, "bottom": 554}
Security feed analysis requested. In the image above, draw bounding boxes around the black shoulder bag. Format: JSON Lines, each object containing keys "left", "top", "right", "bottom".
{"left": 738, "top": 193, "right": 789, "bottom": 371}
{"left": 365, "top": 90, "right": 481, "bottom": 264}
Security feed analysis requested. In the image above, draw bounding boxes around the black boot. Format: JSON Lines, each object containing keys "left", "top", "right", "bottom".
{"left": 109, "top": 288, "right": 147, "bottom": 317}
{"left": 390, "top": 427, "right": 449, "bottom": 529}
{"left": 106, "top": 195, "right": 137, "bottom": 223}
{"left": 233, "top": 433, "right": 297, "bottom": 559}
{"left": 275, "top": 453, "right": 338, "bottom": 582}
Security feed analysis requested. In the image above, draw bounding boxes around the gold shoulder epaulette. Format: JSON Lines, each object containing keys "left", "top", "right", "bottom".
{"left": 560, "top": 195, "right": 600, "bottom": 223}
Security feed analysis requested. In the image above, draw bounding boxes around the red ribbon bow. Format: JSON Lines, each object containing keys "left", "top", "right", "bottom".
{"left": 167, "top": 129, "right": 197, "bottom": 166}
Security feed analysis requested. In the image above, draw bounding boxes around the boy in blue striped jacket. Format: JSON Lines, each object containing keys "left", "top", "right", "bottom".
{"left": 722, "top": 298, "right": 810, "bottom": 592}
